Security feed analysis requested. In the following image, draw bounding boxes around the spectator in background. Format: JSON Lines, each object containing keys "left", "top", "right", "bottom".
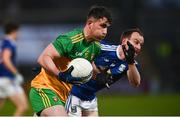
{"left": 0, "top": 22, "right": 28, "bottom": 116}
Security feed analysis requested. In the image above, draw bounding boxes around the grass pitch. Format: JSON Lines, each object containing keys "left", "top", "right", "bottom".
{"left": 0, "top": 94, "right": 180, "bottom": 116}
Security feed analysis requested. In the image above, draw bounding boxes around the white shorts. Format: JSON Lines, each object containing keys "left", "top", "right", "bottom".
{"left": 0, "top": 77, "right": 23, "bottom": 98}
{"left": 65, "top": 94, "right": 98, "bottom": 117}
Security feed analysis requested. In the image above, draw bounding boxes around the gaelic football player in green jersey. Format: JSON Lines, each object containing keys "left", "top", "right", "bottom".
{"left": 29, "top": 5, "right": 112, "bottom": 116}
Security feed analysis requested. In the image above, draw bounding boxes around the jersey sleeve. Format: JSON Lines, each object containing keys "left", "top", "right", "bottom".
{"left": 110, "top": 61, "right": 140, "bottom": 76}
{"left": 110, "top": 63, "right": 128, "bottom": 76}
{"left": 52, "top": 35, "right": 73, "bottom": 56}
{"left": 1, "top": 40, "right": 13, "bottom": 51}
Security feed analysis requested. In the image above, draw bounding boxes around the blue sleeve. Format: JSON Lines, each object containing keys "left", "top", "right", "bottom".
{"left": 2, "top": 41, "right": 13, "bottom": 51}
{"left": 94, "top": 41, "right": 118, "bottom": 69}
{"left": 94, "top": 56, "right": 109, "bottom": 69}
{"left": 110, "top": 63, "right": 128, "bottom": 76}
{"left": 110, "top": 61, "right": 140, "bottom": 76}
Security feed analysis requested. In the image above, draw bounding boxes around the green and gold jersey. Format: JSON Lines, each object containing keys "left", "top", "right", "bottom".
{"left": 31, "top": 28, "right": 101, "bottom": 102}
{"left": 53, "top": 28, "right": 101, "bottom": 62}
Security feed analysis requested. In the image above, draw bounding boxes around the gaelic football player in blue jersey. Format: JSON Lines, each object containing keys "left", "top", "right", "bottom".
{"left": 66, "top": 28, "right": 144, "bottom": 117}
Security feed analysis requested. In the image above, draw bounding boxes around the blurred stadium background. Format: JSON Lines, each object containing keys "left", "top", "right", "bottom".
{"left": 0, "top": 0, "right": 180, "bottom": 116}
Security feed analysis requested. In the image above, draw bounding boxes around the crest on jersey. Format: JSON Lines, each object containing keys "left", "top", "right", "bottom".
{"left": 118, "top": 64, "right": 126, "bottom": 72}
{"left": 71, "top": 106, "right": 77, "bottom": 113}
{"left": 53, "top": 96, "right": 58, "bottom": 102}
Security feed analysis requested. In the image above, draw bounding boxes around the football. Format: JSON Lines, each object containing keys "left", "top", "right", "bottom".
{"left": 68, "top": 58, "right": 93, "bottom": 83}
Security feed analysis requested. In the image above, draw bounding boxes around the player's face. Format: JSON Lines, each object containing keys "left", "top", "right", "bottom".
{"left": 90, "top": 17, "right": 110, "bottom": 41}
{"left": 127, "top": 32, "right": 144, "bottom": 55}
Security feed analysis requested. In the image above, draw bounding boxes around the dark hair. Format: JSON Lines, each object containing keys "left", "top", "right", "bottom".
{"left": 3, "top": 22, "right": 19, "bottom": 34}
{"left": 87, "top": 5, "right": 112, "bottom": 24}
{"left": 120, "top": 28, "right": 143, "bottom": 43}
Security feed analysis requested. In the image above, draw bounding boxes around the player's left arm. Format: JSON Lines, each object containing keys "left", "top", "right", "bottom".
{"left": 127, "top": 63, "right": 141, "bottom": 87}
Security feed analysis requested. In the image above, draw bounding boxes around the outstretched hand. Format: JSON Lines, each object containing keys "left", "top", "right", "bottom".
{"left": 122, "top": 41, "right": 135, "bottom": 64}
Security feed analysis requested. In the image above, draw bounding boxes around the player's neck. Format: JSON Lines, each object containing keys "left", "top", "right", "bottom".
{"left": 83, "top": 26, "right": 94, "bottom": 42}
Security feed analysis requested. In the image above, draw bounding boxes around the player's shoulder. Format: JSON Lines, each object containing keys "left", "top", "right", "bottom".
{"left": 64, "top": 28, "right": 84, "bottom": 43}
{"left": 100, "top": 40, "right": 118, "bottom": 51}
{"left": 1, "top": 39, "right": 13, "bottom": 47}
{"left": 56, "top": 28, "right": 83, "bottom": 41}
{"left": 1, "top": 38, "right": 9, "bottom": 43}
{"left": 64, "top": 28, "right": 82, "bottom": 36}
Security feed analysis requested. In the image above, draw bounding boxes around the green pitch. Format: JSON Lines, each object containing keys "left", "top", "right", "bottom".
{"left": 98, "top": 94, "right": 180, "bottom": 116}
{"left": 0, "top": 94, "right": 180, "bottom": 116}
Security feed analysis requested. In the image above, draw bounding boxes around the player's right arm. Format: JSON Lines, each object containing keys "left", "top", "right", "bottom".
{"left": 37, "top": 43, "right": 60, "bottom": 76}
{"left": 38, "top": 40, "right": 83, "bottom": 85}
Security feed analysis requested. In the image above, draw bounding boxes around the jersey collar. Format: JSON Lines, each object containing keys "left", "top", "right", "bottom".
{"left": 116, "top": 45, "right": 123, "bottom": 60}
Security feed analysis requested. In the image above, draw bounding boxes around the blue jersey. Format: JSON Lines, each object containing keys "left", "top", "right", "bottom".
{"left": 71, "top": 41, "right": 139, "bottom": 100}
{"left": 0, "top": 38, "right": 17, "bottom": 79}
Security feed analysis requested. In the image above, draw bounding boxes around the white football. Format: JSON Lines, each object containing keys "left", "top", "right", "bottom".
{"left": 68, "top": 58, "right": 93, "bottom": 83}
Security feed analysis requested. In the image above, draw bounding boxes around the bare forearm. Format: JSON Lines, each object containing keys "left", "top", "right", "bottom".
{"left": 127, "top": 64, "right": 141, "bottom": 87}
{"left": 38, "top": 54, "right": 59, "bottom": 76}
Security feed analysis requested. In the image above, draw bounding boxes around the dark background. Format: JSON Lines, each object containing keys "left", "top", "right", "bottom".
{"left": 0, "top": 0, "right": 180, "bottom": 116}
{"left": 0, "top": 0, "right": 180, "bottom": 100}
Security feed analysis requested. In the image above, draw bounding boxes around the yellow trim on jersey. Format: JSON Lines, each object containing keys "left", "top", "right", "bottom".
{"left": 40, "top": 89, "right": 51, "bottom": 107}
{"left": 38, "top": 89, "right": 51, "bottom": 108}
{"left": 71, "top": 33, "right": 83, "bottom": 39}
{"left": 38, "top": 91, "right": 47, "bottom": 107}
{"left": 95, "top": 41, "right": 101, "bottom": 48}
{"left": 72, "top": 36, "right": 83, "bottom": 42}
{"left": 71, "top": 33, "right": 84, "bottom": 43}
{"left": 72, "top": 38, "right": 84, "bottom": 44}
